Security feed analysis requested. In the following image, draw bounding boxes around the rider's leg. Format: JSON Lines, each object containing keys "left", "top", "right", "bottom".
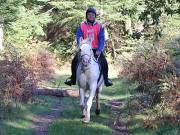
{"left": 99, "top": 53, "right": 113, "bottom": 87}
{"left": 64, "top": 53, "right": 78, "bottom": 86}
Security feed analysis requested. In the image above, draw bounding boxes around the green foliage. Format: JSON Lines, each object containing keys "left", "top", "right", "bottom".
{"left": 6, "top": 7, "right": 51, "bottom": 45}
{"left": 0, "top": 0, "right": 24, "bottom": 24}
{"left": 0, "top": 0, "right": 52, "bottom": 47}
{"left": 1, "top": 0, "right": 180, "bottom": 60}
{"left": 139, "top": 0, "right": 180, "bottom": 40}
{"left": 1, "top": 0, "right": 179, "bottom": 61}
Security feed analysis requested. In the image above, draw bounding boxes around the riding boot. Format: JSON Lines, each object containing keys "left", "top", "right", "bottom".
{"left": 100, "top": 53, "right": 113, "bottom": 87}
{"left": 64, "top": 54, "right": 78, "bottom": 86}
{"left": 103, "top": 71, "right": 113, "bottom": 87}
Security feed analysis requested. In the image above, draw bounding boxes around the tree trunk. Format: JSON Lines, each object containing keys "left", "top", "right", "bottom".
{"left": 32, "top": 88, "right": 79, "bottom": 97}
{"left": 125, "top": 17, "right": 132, "bottom": 35}
{"left": 111, "top": 38, "right": 116, "bottom": 59}
{"left": 0, "top": 18, "right": 4, "bottom": 51}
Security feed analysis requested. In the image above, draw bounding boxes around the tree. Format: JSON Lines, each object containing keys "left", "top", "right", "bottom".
{"left": 0, "top": 18, "right": 4, "bottom": 50}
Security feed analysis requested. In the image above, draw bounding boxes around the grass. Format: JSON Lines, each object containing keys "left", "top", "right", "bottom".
{"left": 49, "top": 119, "right": 112, "bottom": 135}
{"left": 47, "top": 76, "right": 131, "bottom": 135}
{"left": 125, "top": 87, "right": 180, "bottom": 135}
{"left": 0, "top": 73, "right": 131, "bottom": 135}
{"left": 48, "top": 98, "right": 113, "bottom": 135}
{"left": 0, "top": 95, "right": 62, "bottom": 135}
{"left": 128, "top": 115, "right": 180, "bottom": 135}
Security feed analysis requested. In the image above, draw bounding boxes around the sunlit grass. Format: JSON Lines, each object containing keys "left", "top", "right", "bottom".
{"left": 48, "top": 97, "right": 113, "bottom": 135}
{"left": 128, "top": 115, "right": 180, "bottom": 135}
{"left": 48, "top": 119, "right": 112, "bottom": 135}
{"left": 126, "top": 92, "right": 180, "bottom": 135}
{"left": 6, "top": 120, "right": 31, "bottom": 129}
{"left": 0, "top": 95, "right": 61, "bottom": 135}
{"left": 0, "top": 120, "right": 33, "bottom": 135}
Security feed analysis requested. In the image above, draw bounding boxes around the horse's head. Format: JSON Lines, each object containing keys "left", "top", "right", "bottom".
{"left": 78, "top": 37, "right": 93, "bottom": 66}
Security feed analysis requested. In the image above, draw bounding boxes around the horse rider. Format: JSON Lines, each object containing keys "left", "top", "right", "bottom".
{"left": 64, "top": 7, "right": 113, "bottom": 87}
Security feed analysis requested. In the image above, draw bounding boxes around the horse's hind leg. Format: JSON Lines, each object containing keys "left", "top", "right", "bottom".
{"left": 95, "top": 88, "right": 101, "bottom": 115}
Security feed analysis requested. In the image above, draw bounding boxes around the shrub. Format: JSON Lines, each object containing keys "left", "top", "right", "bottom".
{"left": 0, "top": 43, "right": 56, "bottom": 117}
{"left": 121, "top": 42, "right": 180, "bottom": 128}
{"left": 121, "top": 43, "right": 171, "bottom": 93}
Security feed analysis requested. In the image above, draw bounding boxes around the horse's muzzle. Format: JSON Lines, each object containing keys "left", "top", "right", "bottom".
{"left": 82, "top": 59, "right": 89, "bottom": 66}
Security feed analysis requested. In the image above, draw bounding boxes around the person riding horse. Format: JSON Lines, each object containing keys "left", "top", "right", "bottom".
{"left": 64, "top": 7, "right": 113, "bottom": 87}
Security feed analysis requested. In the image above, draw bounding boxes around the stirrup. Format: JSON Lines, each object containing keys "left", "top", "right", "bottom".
{"left": 64, "top": 78, "right": 72, "bottom": 86}
{"left": 104, "top": 79, "right": 113, "bottom": 87}
{"left": 64, "top": 78, "right": 76, "bottom": 86}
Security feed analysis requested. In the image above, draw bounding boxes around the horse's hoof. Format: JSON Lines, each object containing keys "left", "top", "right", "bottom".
{"left": 95, "top": 109, "right": 101, "bottom": 115}
{"left": 81, "top": 115, "right": 85, "bottom": 118}
{"left": 83, "top": 118, "right": 90, "bottom": 123}
{"left": 82, "top": 120, "right": 90, "bottom": 124}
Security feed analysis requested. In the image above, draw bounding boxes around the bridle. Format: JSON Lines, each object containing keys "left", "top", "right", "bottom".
{"left": 79, "top": 48, "right": 99, "bottom": 67}
{"left": 80, "top": 54, "right": 92, "bottom": 65}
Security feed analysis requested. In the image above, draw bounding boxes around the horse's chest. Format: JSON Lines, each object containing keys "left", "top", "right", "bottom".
{"left": 78, "top": 73, "right": 89, "bottom": 89}
{"left": 79, "top": 72, "right": 89, "bottom": 81}
{"left": 77, "top": 63, "right": 99, "bottom": 89}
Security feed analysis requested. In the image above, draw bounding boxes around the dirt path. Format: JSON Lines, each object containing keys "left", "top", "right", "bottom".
{"left": 31, "top": 99, "right": 130, "bottom": 135}
{"left": 30, "top": 103, "right": 64, "bottom": 135}
{"left": 30, "top": 89, "right": 79, "bottom": 135}
{"left": 109, "top": 100, "right": 131, "bottom": 135}
{"left": 30, "top": 89, "right": 129, "bottom": 135}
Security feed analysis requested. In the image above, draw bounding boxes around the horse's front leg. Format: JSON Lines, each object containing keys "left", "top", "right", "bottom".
{"left": 83, "top": 84, "right": 96, "bottom": 123}
{"left": 79, "top": 88, "right": 85, "bottom": 118}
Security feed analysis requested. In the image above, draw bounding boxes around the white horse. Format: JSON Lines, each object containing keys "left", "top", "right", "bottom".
{"left": 76, "top": 38, "right": 104, "bottom": 123}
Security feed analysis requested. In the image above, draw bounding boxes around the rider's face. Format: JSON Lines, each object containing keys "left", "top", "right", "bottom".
{"left": 87, "top": 12, "right": 96, "bottom": 22}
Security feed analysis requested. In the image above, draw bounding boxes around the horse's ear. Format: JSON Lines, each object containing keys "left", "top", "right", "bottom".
{"left": 87, "top": 37, "right": 93, "bottom": 45}
{"left": 77, "top": 37, "right": 83, "bottom": 51}
{"left": 79, "top": 37, "right": 83, "bottom": 44}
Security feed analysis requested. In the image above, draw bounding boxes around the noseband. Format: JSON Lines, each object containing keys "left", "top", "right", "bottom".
{"left": 80, "top": 53, "right": 92, "bottom": 66}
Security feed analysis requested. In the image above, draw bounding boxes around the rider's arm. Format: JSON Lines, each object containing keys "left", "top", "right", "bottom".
{"left": 98, "top": 26, "right": 105, "bottom": 53}
{"left": 76, "top": 26, "right": 83, "bottom": 46}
